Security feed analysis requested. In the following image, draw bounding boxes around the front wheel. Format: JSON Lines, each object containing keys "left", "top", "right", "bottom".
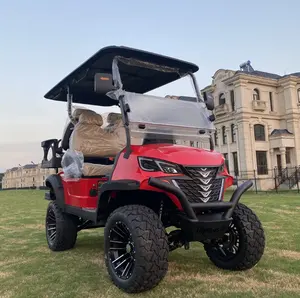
{"left": 104, "top": 205, "right": 169, "bottom": 293}
{"left": 204, "top": 203, "right": 265, "bottom": 270}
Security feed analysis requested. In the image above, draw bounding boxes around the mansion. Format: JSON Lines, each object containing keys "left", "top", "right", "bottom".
{"left": 201, "top": 61, "right": 300, "bottom": 190}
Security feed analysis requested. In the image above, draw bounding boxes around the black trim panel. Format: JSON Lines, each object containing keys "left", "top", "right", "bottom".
{"left": 64, "top": 205, "right": 97, "bottom": 222}
{"left": 178, "top": 213, "right": 232, "bottom": 242}
{"left": 95, "top": 179, "right": 141, "bottom": 221}
{"left": 45, "top": 174, "right": 65, "bottom": 209}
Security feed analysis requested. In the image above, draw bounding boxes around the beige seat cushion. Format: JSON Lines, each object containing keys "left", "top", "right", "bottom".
{"left": 103, "top": 112, "right": 143, "bottom": 145}
{"left": 70, "top": 109, "right": 126, "bottom": 158}
{"left": 64, "top": 109, "right": 124, "bottom": 177}
{"left": 82, "top": 163, "right": 113, "bottom": 176}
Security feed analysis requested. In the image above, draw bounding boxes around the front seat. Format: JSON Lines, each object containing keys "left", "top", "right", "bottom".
{"left": 65, "top": 109, "right": 126, "bottom": 177}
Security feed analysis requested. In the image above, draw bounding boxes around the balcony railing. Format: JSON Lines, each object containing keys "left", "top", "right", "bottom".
{"left": 215, "top": 103, "right": 229, "bottom": 116}
{"left": 252, "top": 100, "right": 267, "bottom": 111}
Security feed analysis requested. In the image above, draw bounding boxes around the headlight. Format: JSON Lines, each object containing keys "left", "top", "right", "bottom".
{"left": 217, "top": 162, "right": 225, "bottom": 175}
{"left": 138, "top": 157, "right": 182, "bottom": 174}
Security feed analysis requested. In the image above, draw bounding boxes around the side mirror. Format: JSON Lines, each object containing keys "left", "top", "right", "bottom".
{"left": 94, "top": 73, "right": 115, "bottom": 94}
{"left": 203, "top": 92, "right": 215, "bottom": 111}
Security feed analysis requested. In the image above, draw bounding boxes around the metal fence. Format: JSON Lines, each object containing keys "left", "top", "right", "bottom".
{"left": 229, "top": 166, "right": 300, "bottom": 193}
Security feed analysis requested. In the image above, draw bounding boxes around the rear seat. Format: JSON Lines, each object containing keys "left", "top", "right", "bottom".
{"left": 67, "top": 109, "right": 126, "bottom": 177}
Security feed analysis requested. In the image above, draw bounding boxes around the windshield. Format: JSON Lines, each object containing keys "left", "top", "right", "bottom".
{"left": 123, "top": 91, "right": 214, "bottom": 142}
{"left": 108, "top": 56, "right": 215, "bottom": 142}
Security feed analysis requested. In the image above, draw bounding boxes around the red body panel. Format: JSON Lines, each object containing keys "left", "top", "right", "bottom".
{"left": 61, "top": 173, "right": 108, "bottom": 209}
{"left": 60, "top": 144, "right": 233, "bottom": 210}
{"left": 112, "top": 144, "right": 226, "bottom": 181}
{"left": 111, "top": 144, "right": 232, "bottom": 210}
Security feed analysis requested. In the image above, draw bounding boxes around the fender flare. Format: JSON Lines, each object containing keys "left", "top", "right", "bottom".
{"left": 45, "top": 174, "right": 65, "bottom": 210}
{"left": 95, "top": 179, "right": 140, "bottom": 221}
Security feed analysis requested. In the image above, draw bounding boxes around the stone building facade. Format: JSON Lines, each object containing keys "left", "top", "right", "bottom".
{"left": 201, "top": 61, "right": 300, "bottom": 190}
{"left": 2, "top": 164, "right": 55, "bottom": 189}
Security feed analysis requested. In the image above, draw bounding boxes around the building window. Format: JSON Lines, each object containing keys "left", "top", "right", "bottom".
{"left": 219, "top": 93, "right": 225, "bottom": 105}
{"left": 269, "top": 92, "right": 274, "bottom": 111}
{"left": 231, "top": 124, "right": 236, "bottom": 143}
{"left": 253, "top": 88, "right": 260, "bottom": 101}
{"left": 254, "top": 124, "right": 265, "bottom": 141}
{"left": 214, "top": 131, "right": 218, "bottom": 146}
{"left": 232, "top": 152, "right": 239, "bottom": 176}
{"left": 223, "top": 153, "right": 229, "bottom": 172}
{"left": 230, "top": 90, "right": 235, "bottom": 111}
{"left": 286, "top": 148, "right": 291, "bottom": 164}
{"left": 298, "top": 88, "right": 300, "bottom": 104}
{"left": 256, "top": 151, "right": 268, "bottom": 175}
{"left": 222, "top": 126, "right": 227, "bottom": 144}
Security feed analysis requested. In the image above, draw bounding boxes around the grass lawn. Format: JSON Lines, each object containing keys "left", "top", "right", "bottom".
{"left": 0, "top": 190, "right": 300, "bottom": 298}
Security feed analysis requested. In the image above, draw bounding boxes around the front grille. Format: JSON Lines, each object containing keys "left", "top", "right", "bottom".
{"left": 185, "top": 166, "right": 219, "bottom": 179}
{"left": 175, "top": 166, "right": 223, "bottom": 203}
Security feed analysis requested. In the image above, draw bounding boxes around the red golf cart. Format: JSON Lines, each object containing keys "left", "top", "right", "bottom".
{"left": 41, "top": 46, "right": 265, "bottom": 293}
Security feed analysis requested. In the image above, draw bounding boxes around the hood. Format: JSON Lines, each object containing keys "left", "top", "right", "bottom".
{"left": 132, "top": 144, "right": 224, "bottom": 166}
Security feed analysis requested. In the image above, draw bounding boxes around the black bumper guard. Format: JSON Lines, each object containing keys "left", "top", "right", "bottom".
{"left": 148, "top": 177, "right": 253, "bottom": 241}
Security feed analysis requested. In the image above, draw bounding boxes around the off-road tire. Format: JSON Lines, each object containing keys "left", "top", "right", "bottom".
{"left": 204, "top": 203, "right": 265, "bottom": 270}
{"left": 104, "top": 204, "right": 169, "bottom": 293}
{"left": 45, "top": 201, "right": 78, "bottom": 251}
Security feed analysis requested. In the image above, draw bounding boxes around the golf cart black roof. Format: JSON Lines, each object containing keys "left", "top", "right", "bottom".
{"left": 44, "top": 46, "right": 199, "bottom": 106}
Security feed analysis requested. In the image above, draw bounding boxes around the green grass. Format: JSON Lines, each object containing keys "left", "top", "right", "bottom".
{"left": 0, "top": 190, "right": 300, "bottom": 298}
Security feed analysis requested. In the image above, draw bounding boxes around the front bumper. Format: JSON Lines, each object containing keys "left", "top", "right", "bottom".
{"left": 148, "top": 177, "right": 253, "bottom": 241}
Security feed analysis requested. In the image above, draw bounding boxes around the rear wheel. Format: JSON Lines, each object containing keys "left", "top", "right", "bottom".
{"left": 45, "top": 201, "right": 78, "bottom": 251}
{"left": 204, "top": 203, "right": 265, "bottom": 270}
{"left": 104, "top": 205, "right": 169, "bottom": 293}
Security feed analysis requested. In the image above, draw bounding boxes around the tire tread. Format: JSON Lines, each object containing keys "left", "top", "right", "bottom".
{"left": 104, "top": 204, "right": 168, "bottom": 293}
{"left": 204, "top": 203, "right": 265, "bottom": 270}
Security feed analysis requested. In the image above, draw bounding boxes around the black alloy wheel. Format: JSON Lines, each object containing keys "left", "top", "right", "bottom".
{"left": 108, "top": 221, "right": 135, "bottom": 280}
{"left": 45, "top": 201, "right": 78, "bottom": 251}
{"left": 46, "top": 206, "right": 57, "bottom": 246}
{"left": 210, "top": 222, "right": 240, "bottom": 261}
{"left": 104, "top": 205, "right": 169, "bottom": 293}
{"left": 204, "top": 203, "right": 265, "bottom": 270}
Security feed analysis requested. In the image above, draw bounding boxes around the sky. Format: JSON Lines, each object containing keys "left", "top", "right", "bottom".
{"left": 0, "top": 0, "right": 300, "bottom": 171}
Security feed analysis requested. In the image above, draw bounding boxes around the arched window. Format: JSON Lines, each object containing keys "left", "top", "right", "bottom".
{"left": 254, "top": 124, "right": 265, "bottom": 141}
{"left": 253, "top": 89, "right": 260, "bottom": 101}
{"left": 297, "top": 88, "right": 300, "bottom": 104}
{"left": 219, "top": 93, "right": 225, "bottom": 105}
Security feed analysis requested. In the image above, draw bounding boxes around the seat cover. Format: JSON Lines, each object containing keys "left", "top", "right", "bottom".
{"left": 66, "top": 109, "right": 126, "bottom": 177}
{"left": 82, "top": 163, "right": 114, "bottom": 176}
{"left": 70, "top": 110, "right": 126, "bottom": 158}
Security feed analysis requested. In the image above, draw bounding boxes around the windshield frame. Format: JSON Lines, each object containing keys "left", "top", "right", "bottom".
{"left": 107, "top": 56, "right": 215, "bottom": 157}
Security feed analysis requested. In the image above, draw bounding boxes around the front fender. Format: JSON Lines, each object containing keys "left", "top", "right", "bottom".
{"left": 96, "top": 179, "right": 140, "bottom": 221}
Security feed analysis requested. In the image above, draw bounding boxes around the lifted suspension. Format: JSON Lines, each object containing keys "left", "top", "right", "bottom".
{"left": 168, "top": 230, "right": 190, "bottom": 251}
